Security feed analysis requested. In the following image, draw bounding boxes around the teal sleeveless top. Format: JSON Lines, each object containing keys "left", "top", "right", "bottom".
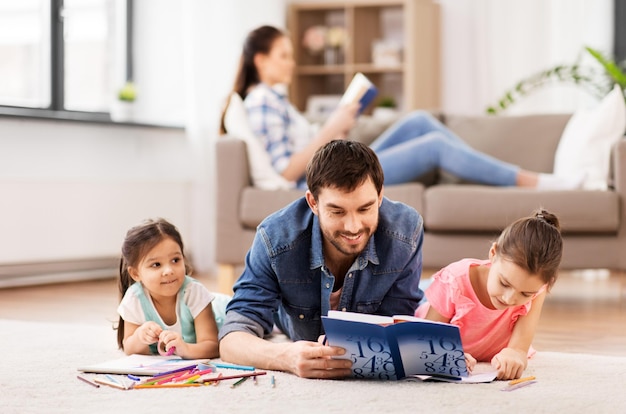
{"left": 133, "top": 276, "right": 198, "bottom": 355}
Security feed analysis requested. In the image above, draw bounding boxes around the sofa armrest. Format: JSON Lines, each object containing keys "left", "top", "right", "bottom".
{"left": 215, "top": 137, "right": 251, "bottom": 263}
{"left": 612, "top": 138, "right": 626, "bottom": 194}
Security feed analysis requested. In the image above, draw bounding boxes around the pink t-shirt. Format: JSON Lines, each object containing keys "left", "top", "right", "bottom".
{"left": 415, "top": 258, "right": 541, "bottom": 362}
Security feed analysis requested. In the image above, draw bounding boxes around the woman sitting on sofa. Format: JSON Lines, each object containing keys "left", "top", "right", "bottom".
{"left": 221, "top": 25, "right": 584, "bottom": 191}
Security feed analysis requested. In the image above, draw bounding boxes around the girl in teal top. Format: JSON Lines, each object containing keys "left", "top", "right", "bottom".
{"left": 115, "top": 218, "right": 228, "bottom": 359}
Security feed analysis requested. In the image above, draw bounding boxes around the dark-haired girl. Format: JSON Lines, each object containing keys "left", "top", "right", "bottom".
{"left": 116, "top": 218, "right": 225, "bottom": 359}
{"left": 416, "top": 209, "right": 563, "bottom": 380}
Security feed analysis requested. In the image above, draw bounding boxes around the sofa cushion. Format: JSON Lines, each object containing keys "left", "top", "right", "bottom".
{"left": 239, "top": 182, "right": 426, "bottom": 229}
{"left": 224, "top": 93, "right": 294, "bottom": 190}
{"left": 347, "top": 116, "right": 397, "bottom": 145}
{"left": 383, "top": 183, "right": 425, "bottom": 217}
{"left": 346, "top": 112, "right": 446, "bottom": 147}
{"left": 424, "top": 185, "right": 619, "bottom": 234}
{"left": 553, "top": 84, "right": 626, "bottom": 190}
{"left": 240, "top": 188, "right": 304, "bottom": 228}
{"left": 443, "top": 114, "right": 572, "bottom": 174}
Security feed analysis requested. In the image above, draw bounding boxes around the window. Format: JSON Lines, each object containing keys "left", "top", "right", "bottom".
{"left": 63, "top": 0, "right": 112, "bottom": 112}
{"left": 0, "top": 1, "right": 50, "bottom": 108}
{"left": 615, "top": 0, "right": 626, "bottom": 62}
{"left": 0, "top": 0, "right": 130, "bottom": 121}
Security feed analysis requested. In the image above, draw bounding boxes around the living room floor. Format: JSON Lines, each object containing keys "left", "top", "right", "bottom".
{"left": 0, "top": 269, "right": 624, "bottom": 357}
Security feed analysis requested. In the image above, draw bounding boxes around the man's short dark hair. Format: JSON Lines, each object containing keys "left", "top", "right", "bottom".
{"left": 306, "top": 140, "right": 384, "bottom": 199}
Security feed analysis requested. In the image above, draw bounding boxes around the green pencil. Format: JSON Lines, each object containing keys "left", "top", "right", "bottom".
{"left": 230, "top": 376, "right": 249, "bottom": 388}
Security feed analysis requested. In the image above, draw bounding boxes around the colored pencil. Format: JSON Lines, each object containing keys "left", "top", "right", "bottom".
{"left": 153, "top": 363, "right": 199, "bottom": 377}
{"left": 173, "top": 367, "right": 214, "bottom": 382}
{"left": 134, "top": 382, "right": 205, "bottom": 389}
{"left": 230, "top": 376, "right": 249, "bottom": 388}
{"left": 142, "top": 369, "right": 193, "bottom": 385}
{"left": 199, "top": 371, "right": 267, "bottom": 384}
{"left": 509, "top": 375, "right": 536, "bottom": 385}
{"left": 77, "top": 374, "right": 100, "bottom": 388}
{"left": 94, "top": 377, "right": 129, "bottom": 390}
{"left": 183, "top": 374, "right": 201, "bottom": 384}
{"left": 212, "top": 362, "right": 255, "bottom": 371}
{"left": 211, "top": 373, "right": 223, "bottom": 386}
{"left": 501, "top": 380, "right": 537, "bottom": 392}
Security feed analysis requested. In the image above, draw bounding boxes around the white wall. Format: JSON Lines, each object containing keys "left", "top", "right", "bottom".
{"left": 0, "top": 0, "right": 614, "bottom": 280}
{"left": 439, "top": 0, "right": 614, "bottom": 115}
{"left": 0, "top": 0, "right": 286, "bottom": 279}
{"left": 0, "top": 118, "right": 191, "bottom": 264}
{"left": 288, "top": 0, "right": 613, "bottom": 115}
{"left": 177, "top": 0, "right": 286, "bottom": 271}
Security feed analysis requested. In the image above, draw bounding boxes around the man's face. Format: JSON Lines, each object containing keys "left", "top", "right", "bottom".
{"left": 306, "top": 177, "right": 383, "bottom": 259}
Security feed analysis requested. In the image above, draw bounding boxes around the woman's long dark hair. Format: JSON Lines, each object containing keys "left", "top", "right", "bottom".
{"left": 115, "top": 218, "right": 191, "bottom": 350}
{"left": 220, "top": 25, "right": 286, "bottom": 134}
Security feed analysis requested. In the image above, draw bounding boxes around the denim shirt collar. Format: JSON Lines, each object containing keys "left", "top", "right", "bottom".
{"left": 309, "top": 214, "right": 381, "bottom": 272}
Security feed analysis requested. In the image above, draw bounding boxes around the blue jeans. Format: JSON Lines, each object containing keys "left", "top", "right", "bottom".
{"left": 369, "top": 111, "right": 520, "bottom": 186}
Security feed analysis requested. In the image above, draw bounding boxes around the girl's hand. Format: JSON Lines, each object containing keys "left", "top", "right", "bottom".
{"left": 464, "top": 352, "right": 477, "bottom": 373}
{"left": 324, "top": 103, "right": 359, "bottom": 139}
{"left": 159, "top": 330, "right": 185, "bottom": 357}
{"left": 491, "top": 347, "right": 528, "bottom": 380}
{"left": 139, "top": 321, "right": 162, "bottom": 345}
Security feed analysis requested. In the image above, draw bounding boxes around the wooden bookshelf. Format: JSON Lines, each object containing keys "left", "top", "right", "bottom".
{"left": 288, "top": 0, "right": 440, "bottom": 114}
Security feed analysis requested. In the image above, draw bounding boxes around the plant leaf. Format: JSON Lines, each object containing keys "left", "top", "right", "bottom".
{"left": 585, "top": 46, "right": 626, "bottom": 88}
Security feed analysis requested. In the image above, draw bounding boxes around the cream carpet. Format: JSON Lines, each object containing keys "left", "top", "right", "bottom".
{"left": 1, "top": 318, "right": 625, "bottom": 414}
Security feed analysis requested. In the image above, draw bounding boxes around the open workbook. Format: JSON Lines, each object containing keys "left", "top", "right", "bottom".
{"left": 322, "top": 311, "right": 495, "bottom": 382}
{"left": 77, "top": 354, "right": 211, "bottom": 376}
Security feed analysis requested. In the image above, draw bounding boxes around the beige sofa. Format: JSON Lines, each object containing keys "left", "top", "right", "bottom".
{"left": 215, "top": 113, "right": 626, "bottom": 293}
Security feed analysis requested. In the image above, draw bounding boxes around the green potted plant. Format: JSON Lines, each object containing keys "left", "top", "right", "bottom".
{"left": 373, "top": 95, "right": 398, "bottom": 121}
{"left": 486, "top": 46, "right": 626, "bottom": 115}
{"left": 110, "top": 81, "right": 136, "bottom": 122}
{"left": 118, "top": 81, "right": 136, "bottom": 102}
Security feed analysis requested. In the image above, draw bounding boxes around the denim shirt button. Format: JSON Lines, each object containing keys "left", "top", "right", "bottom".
{"left": 299, "top": 314, "right": 305, "bottom": 319}
{"left": 348, "top": 273, "right": 353, "bottom": 278}
{"left": 341, "top": 307, "right": 347, "bottom": 312}
{"left": 325, "top": 283, "right": 330, "bottom": 289}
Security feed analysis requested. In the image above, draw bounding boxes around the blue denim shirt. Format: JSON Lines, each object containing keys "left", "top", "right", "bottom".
{"left": 218, "top": 197, "right": 424, "bottom": 342}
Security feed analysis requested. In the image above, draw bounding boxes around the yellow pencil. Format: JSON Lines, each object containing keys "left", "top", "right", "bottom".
{"left": 509, "top": 375, "right": 536, "bottom": 386}
{"left": 183, "top": 374, "right": 201, "bottom": 384}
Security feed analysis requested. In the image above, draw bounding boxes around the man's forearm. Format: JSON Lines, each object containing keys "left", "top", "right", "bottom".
{"left": 219, "top": 331, "right": 293, "bottom": 373}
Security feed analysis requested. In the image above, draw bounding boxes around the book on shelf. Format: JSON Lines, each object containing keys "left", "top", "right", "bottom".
{"left": 322, "top": 310, "right": 494, "bottom": 382}
{"left": 339, "top": 72, "right": 378, "bottom": 114}
{"left": 77, "top": 354, "right": 210, "bottom": 376}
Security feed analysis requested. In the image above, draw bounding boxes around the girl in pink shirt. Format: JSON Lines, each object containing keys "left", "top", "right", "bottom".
{"left": 415, "top": 209, "right": 562, "bottom": 380}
